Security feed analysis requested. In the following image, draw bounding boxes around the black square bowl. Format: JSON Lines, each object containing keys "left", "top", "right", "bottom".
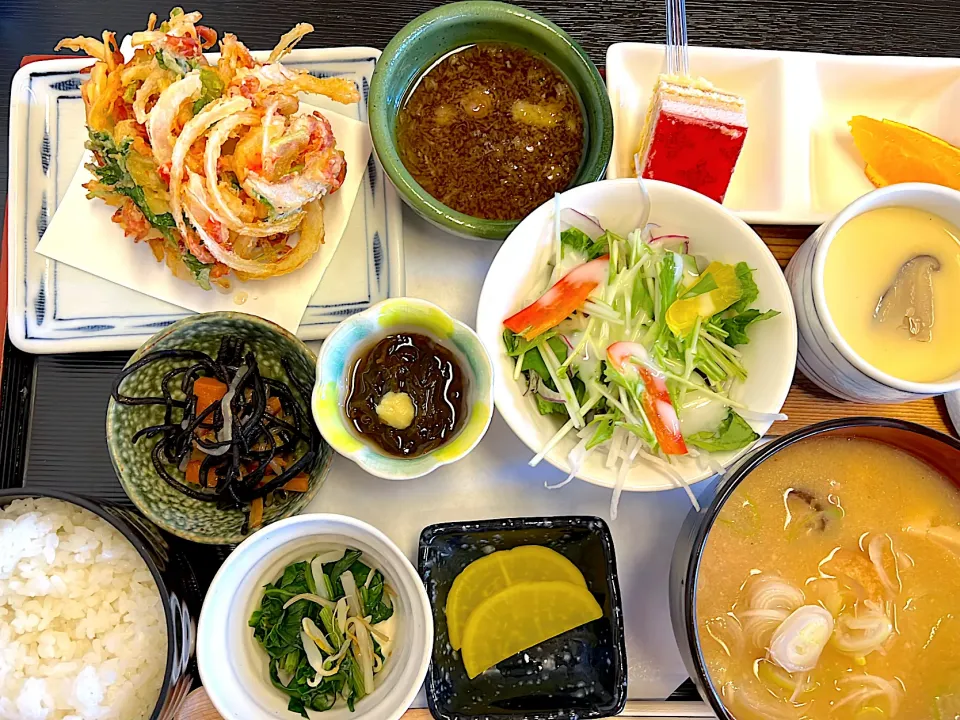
{"left": 418, "top": 516, "right": 627, "bottom": 720}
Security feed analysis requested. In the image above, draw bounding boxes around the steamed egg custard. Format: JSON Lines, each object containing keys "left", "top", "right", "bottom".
{"left": 823, "top": 206, "right": 960, "bottom": 383}
{"left": 696, "top": 437, "right": 960, "bottom": 719}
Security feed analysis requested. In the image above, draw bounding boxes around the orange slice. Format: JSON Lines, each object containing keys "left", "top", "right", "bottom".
{"left": 849, "top": 116, "right": 960, "bottom": 191}
{"left": 863, "top": 163, "right": 888, "bottom": 188}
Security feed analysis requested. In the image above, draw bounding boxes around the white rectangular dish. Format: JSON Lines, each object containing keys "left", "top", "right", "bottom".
{"left": 7, "top": 47, "right": 404, "bottom": 354}
{"left": 606, "top": 42, "right": 960, "bottom": 225}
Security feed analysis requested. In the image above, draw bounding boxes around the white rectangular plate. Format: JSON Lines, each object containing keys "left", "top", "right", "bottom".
{"left": 7, "top": 47, "right": 404, "bottom": 353}
{"left": 606, "top": 42, "right": 960, "bottom": 225}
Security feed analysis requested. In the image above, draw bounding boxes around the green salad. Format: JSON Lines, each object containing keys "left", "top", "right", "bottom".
{"left": 250, "top": 549, "right": 394, "bottom": 716}
{"left": 502, "top": 200, "right": 782, "bottom": 514}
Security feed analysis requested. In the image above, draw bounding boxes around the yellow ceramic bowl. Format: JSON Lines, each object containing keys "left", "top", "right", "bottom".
{"left": 312, "top": 298, "right": 494, "bottom": 479}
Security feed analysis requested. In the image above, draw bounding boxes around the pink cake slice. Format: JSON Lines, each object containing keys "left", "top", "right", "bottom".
{"left": 636, "top": 75, "right": 748, "bottom": 204}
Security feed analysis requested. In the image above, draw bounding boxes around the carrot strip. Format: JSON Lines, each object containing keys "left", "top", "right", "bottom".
{"left": 282, "top": 473, "right": 310, "bottom": 493}
{"left": 249, "top": 497, "right": 264, "bottom": 530}
{"left": 185, "top": 460, "right": 202, "bottom": 484}
{"left": 193, "top": 376, "right": 228, "bottom": 415}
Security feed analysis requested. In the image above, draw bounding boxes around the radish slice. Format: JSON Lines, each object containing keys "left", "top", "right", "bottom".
{"left": 560, "top": 208, "right": 605, "bottom": 240}
{"left": 534, "top": 382, "right": 566, "bottom": 404}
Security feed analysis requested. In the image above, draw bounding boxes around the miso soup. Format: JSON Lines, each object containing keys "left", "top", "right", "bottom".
{"left": 696, "top": 437, "right": 960, "bottom": 719}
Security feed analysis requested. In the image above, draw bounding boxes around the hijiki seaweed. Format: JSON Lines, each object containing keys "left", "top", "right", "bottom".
{"left": 111, "top": 335, "right": 321, "bottom": 531}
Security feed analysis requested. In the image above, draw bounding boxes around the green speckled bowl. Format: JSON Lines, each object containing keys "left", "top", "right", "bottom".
{"left": 368, "top": 0, "right": 613, "bottom": 240}
{"left": 313, "top": 298, "right": 494, "bottom": 479}
{"left": 106, "top": 312, "right": 332, "bottom": 545}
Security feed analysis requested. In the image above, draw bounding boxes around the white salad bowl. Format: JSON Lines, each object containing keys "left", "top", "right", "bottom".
{"left": 197, "top": 513, "right": 432, "bottom": 720}
{"left": 475, "top": 178, "right": 798, "bottom": 495}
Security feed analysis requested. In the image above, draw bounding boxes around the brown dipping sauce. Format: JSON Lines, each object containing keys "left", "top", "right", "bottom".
{"left": 396, "top": 43, "right": 584, "bottom": 221}
{"left": 345, "top": 333, "right": 467, "bottom": 457}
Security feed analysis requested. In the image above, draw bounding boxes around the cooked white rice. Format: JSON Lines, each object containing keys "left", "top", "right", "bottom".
{"left": 0, "top": 498, "right": 167, "bottom": 720}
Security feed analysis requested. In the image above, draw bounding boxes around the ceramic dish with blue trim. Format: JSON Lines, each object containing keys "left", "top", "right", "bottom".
{"left": 313, "top": 298, "right": 494, "bottom": 479}
{"left": 106, "top": 312, "right": 333, "bottom": 545}
{"left": 8, "top": 48, "right": 403, "bottom": 354}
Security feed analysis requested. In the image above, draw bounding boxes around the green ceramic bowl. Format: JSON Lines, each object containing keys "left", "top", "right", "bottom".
{"left": 369, "top": 1, "right": 613, "bottom": 240}
{"left": 106, "top": 312, "right": 332, "bottom": 545}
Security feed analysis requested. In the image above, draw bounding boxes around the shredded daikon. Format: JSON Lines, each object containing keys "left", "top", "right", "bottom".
{"left": 643, "top": 453, "right": 700, "bottom": 511}
{"left": 610, "top": 436, "right": 641, "bottom": 520}
{"left": 547, "top": 437, "right": 591, "bottom": 490}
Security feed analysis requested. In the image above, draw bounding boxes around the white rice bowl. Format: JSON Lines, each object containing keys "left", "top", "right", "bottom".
{"left": 0, "top": 498, "right": 167, "bottom": 720}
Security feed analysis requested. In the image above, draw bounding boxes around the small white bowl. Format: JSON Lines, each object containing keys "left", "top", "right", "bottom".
{"left": 475, "top": 178, "right": 797, "bottom": 494}
{"left": 197, "top": 513, "right": 432, "bottom": 720}
{"left": 785, "top": 182, "right": 960, "bottom": 403}
{"left": 312, "top": 297, "right": 494, "bottom": 480}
